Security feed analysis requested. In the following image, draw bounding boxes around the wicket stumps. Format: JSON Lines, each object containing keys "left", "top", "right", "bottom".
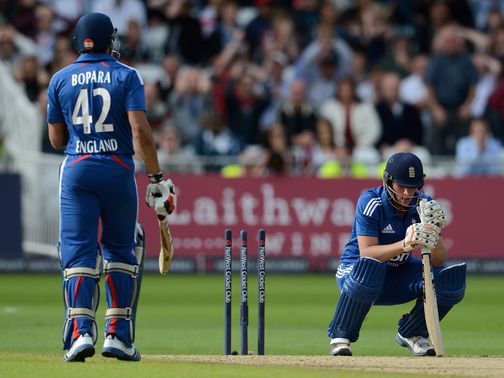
{"left": 224, "top": 229, "right": 266, "bottom": 356}
{"left": 224, "top": 229, "right": 232, "bottom": 355}
{"left": 240, "top": 230, "right": 248, "bottom": 355}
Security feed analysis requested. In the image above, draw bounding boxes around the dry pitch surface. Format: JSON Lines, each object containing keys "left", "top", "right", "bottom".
{"left": 150, "top": 355, "right": 504, "bottom": 377}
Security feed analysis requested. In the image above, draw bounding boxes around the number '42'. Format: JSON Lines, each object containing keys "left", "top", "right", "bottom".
{"left": 72, "top": 88, "right": 113, "bottom": 134}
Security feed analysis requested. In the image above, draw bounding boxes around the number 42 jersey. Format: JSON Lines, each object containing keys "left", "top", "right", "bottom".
{"left": 47, "top": 53, "right": 146, "bottom": 156}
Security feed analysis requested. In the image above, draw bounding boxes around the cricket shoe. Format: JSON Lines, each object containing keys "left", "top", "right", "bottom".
{"left": 64, "top": 333, "right": 95, "bottom": 362}
{"left": 395, "top": 333, "right": 436, "bottom": 356}
{"left": 102, "top": 335, "right": 141, "bottom": 361}
{"left": 329, "top": 338, "right": 352, "bottom": 356}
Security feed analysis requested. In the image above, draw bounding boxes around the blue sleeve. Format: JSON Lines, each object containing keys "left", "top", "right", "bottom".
{"left": 420, "top": 193, "right": 433, "bottom": 202}
{"left": 47, "top": 76, "right": 64, "bottom": 123}
{"left": 125, "top": 69, "right": 146, "bottom": 112}
{"left": 355, "top": 193, "right": 380, "bottom": 238}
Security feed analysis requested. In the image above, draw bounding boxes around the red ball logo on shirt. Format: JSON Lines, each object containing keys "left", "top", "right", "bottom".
{"left": 83, "top": 39, "right": 94, "bottom": 50}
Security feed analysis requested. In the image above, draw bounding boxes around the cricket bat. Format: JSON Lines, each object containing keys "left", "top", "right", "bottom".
{"left": 158, "top": 215, "right": 174, "bottom": 275}
{"left": 418, "top": 201, "right": 444, "bottom": 357}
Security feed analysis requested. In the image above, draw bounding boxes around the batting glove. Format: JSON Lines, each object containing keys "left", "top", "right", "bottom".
{"left": 146, "top": 173, "right": 176, "bottom": 216}
{"left": 420, "top": 199, "right": 448, "bottom": 229}
{"left": 402, "top": 223, "right": 440, "bottom": 252}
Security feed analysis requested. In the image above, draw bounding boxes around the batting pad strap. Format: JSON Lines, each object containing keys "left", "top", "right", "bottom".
{"left": 63, "top": 255, "right": 102, "bottom": 281}
{"left": 67, "top": 307, "right": 96, "bottom": 321}
{"left": 105, "top": 307, "right": 132, "bottom": 320}
{"left": 64, "top": 266, "right": 101, "bottom": 280}
{"left": 103, "top": 261, "right": 139, "bottom": 276}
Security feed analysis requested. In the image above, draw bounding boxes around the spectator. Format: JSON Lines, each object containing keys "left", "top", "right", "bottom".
{"left": 33, "top": 3, "right": 59, "bottom": 66}
{"left": 414, "top": 0, "right": 456, "bottom": 55}
{"left": 156, "top": 54, "right": 181, "bottom": 103}
{"left": 199, "top": 0, "right": 222, "bottom": 40}
{"left": 489, "top": 25, "right": 504, "bottom": 63}
{"left": 352, "top": 49, "right": 375, "bottom": 103}
{"left": 41, "top": 0, "right": 86, "bottom": 26}
{"left": 169, "top": 67, "right": 212, "bottom": 145}
{"left": 455, "top": 118, "right": 502, "bottom": 176}
{"left": 263, "top": 122, "right": 291, "bottom": 175}
{"left": 48, "top": 33, "right": 77, "bottom": 74}
{"left": 193, "top": 105, "right": 242, "bottom": 172}
{"left": 5, "top": 0, "right": 38, "bottom": 39}
{"left": 487, "top": 70, "right": 504, "bottom": 145}
{"left": 468, "top": 0, "right": 504, "bottom": 32}
{"left": 141, "top": 7, "right": 169, "bottom": 64}
{"left": 120, "top": 19, "right": 150, "bottom": 65}
{"left": 92, "top": 0, "right": 147, "bottom": 37}
{"left": 161, "top": 0, "right": 204, "bottom": 65}
{"left": 144, "top": 81, "right": 168, "bottom": 130}
{"left": 225, "top": 65, "right": 271, "bottom": 146}
{"left": 238, "top": 145, "right": 268, "bottom": 177}
{"left": 470, "top": 52, "right": 500, "bottom": 118}
{"left": 381, "top": 139, "right": 433, "bottom": 176}
{"left": 260, "top": 11, "right": 299, "bottom": 65}
{"left": 319, "top": 76, "right": 382, "bottom": 166}
{"left": 291, "top": 0, "right": 320, "bottom": 49}
{"left": 0, "top": 24, "right": 37, "bottom": 74}
{"left": 294, "top": 24, "right": 353, "bottom": 107}
{"left": 244, "top": 0, "right": 273, "bottom": 62}
{"left": 379, "top": 32, "right": 415, "bottom": 78}
{"left": 375, "top": 72, "right": 424, "bottom": 152}
{"left": 278, "top": 79, "right": 316, "bottom": 148}
{"left": 310, "top": 117, "right": 338, "bottom": 174}
{"left": 258, "top": 50, "right": 291, "bottom": 128}
{"left": 13, "top": 55, "right": 49, "bottom": 102}
{"left": 317, "top": 0, "right": 339, "bottom": 35}
{"left": 336, "top": 0, "right": 388, "bottom": 67}
{"left": 425, "top": 25, "right": 478, "bottom": 155}
{"left": 399, "top": 54, "right": 430, "bottom": 109}
{"left": 204, "top": 0, "right": 241, "bottom": 61}
{"left": 155, "top": 121, "right": 202, "bottom": 174}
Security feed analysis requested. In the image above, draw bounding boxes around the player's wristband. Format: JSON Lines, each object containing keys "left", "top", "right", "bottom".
{"left": 148, "top": 172, "right": 164, "bottom": 184}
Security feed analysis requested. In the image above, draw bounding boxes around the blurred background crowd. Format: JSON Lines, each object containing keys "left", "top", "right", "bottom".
{"left": 1, "top": 0, "right": 504, "bottom": 178}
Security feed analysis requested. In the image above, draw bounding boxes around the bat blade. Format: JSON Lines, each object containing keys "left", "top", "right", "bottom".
{"left": 158, "top": 215, "right": 174, "bottom": 275}
{"left": 422, "top": 251, "right": 444, "bottom": 356}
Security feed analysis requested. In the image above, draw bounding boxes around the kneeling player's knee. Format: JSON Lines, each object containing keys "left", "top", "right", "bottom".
{"left": 343, "top": 257, "right": 386, "bottom": 303}
{"left": 436, "top": 263, "right": 466, "bottom": 306}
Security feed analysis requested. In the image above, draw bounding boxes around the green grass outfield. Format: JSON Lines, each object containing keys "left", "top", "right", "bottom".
{"left": 0, "top": 274, "right": 502, "bottom": 377}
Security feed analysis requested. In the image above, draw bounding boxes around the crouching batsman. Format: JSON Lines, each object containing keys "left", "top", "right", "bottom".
{"left": 327, "top": 152, "right": 466, "bottom": 356}
{"left": 47, "top": 13, "right": 176, "bottom": 362}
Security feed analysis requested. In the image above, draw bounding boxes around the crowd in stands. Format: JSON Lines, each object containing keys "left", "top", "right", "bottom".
{"left": 1, "top": 0, "right": 504, "bottom": 178}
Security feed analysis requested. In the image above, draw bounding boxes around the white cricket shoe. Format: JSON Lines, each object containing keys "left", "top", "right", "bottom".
{"left": 329, "top": 338, "right": 352, "bottom": 356}
{"left": 102, "top": 335, "right": 141, "bottom": 361}
{"left": 395, "top": 333, "right": 436, "bottom": 356}
{"left": 64, "top": 333, "right": 95, "bottom": 362}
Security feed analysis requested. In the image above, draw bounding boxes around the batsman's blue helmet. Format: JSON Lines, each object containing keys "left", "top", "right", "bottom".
{"left": 73, "top": 13, "right": 119, "bottom": 55}
{"left": 383, "top": 152, "right": 425, "bottom": 188}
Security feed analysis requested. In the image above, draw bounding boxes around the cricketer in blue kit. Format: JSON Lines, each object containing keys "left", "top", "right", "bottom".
{"left": 47, "top": 13, "right": 176, "bottom": 362}
{"left": 327, "top": 152, "right": 466, "bottom": 356}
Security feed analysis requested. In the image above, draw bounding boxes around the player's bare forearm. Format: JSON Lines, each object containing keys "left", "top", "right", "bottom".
{"left": 128, "top": 110, "right": 161, "bottom": 174}
{"left": 48, "top": 122, "right": 68, "bottom": 150}
{"left": 134, "top": 131, "right": 161, "bottom": 174}
{"left": 358, "top": 235, "right": 405, "bottom": 262}
{"left": 431, "top": 237, "right": 448, "bottom": 267}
